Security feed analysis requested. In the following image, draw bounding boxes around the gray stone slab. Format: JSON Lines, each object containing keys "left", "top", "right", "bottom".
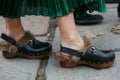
{"left": 0, "top": 52, "right": 40, "bottom": 80}
{"left": 46, "top": 6, "right": 120, "bottom": 80}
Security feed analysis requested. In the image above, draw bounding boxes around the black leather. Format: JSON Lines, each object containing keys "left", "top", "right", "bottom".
{"left": 106, "top": 0, "right": 116, "bottom": 3}
{"left": 61, "top": 45, "right": 115, "bottom": 63}
{"left": 2, "top": 33, "right": 17, "bottom": 46}
{"left": 61, "top": 45, "right": 83, "bottom": 57}
{"left": 74, "top": 13, "right": 104, "bottom": 24}
{"left": 1, "top": 33, "right": 52, "bottom": 54}
{"left": 81, "top": 47, "right": 115, "bottom": 63}
{"left": 106, "top": 0, "right": 120, "bottom": 3}
{"left": 17, "top": 39, "right": 52, "bottom": 54}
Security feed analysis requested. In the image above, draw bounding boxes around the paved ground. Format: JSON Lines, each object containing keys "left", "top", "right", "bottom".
{"left": 0, "top": 4, "right": 120, "bottom": 80}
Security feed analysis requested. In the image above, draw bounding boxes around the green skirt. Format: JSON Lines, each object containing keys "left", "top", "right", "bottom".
{"left": 0, "top": 0, "right": 106, "bottom": 18}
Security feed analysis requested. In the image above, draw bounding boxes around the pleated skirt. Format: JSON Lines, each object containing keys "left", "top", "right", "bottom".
{"left": 0, "top": 0, "right": 106, "bottom": 18}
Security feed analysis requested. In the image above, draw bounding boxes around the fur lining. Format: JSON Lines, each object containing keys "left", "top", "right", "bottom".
{"left": 82, "top": 36, "right": 95, "bottom": 53}
{"left": 0, "top": 41, "right": 17, "bottom": 53}
{"left": 55, "top": 52, "right": 80, "bottom": 62}
{"left": 0, "top": 41, "right": 10, "bottom": 51}
{"left": 16, "top": 31, "right": 34, "bottom": 46}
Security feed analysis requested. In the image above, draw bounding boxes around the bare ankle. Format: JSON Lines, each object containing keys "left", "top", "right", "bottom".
{"left": 61, "top": 38, "right": 85, "bottom": 56}
{"left": 7, "top": 31, "right": 25, "bottom": 41}
{"left": 62, "top": 37, "right": 84, "bottom": 49}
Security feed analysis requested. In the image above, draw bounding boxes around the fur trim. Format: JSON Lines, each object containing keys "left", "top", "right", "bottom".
{"left": 16, "top": 31, "right": 34, "bottom": 46}
{"left": 0, "top": 41, "right": 17, "bottom": 53}
{"left": 82, "top": 36, "right": 95, "bottom": 53}
{"left": 0, "top": 41, "right": 10, "bottom": 51}
{"left": 55, "top": 52, "right": 80, "bottom": 62}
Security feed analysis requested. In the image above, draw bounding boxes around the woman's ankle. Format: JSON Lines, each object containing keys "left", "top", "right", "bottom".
{"left": 5, "top": 18, "right": 25, "bottom": 41}
{"left": 62, "top": 36, "right": 84, "bottom": 50}
{"left": 61, "top": 37, "right": 85, "bottom": 56}
{"left": 7, "top": 31, "right": 25, "bottom": 41}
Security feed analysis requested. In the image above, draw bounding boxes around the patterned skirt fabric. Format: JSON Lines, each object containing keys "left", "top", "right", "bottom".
{"left": 0, "top": 0, "right": 106, "bottom": 18}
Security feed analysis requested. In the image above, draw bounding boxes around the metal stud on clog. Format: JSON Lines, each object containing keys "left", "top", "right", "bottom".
{"left": 90, "top": 46, "right": 96, "bottom": 51}
{"left": 27, "top": 40, "right": 33, "bottom": 45}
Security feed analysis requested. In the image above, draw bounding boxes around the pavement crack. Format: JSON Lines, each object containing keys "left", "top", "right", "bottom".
{"left": 35, "top": 58, "right": 49, "bottom": 80}
{"left": 109, "top": 48, "right": 120, "bottom": 52}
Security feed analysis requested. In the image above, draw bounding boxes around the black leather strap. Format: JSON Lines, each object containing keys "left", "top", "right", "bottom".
{"left": 61, "top": 45, "right": 83, "bottom": 57}
{"left": 1, "top": 33, "right": 17, "bottom": 46}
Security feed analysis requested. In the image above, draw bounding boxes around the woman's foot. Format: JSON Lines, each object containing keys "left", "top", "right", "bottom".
{"left": 55, "top": 37, "right": 115, "bottom": 68}
{"left": 0, "top": 31, "right": 52, "bottom": 59}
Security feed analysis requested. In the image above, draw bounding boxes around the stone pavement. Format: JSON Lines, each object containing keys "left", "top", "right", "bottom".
{"left": 0, "top": 4, "right": 120, "bottom": 80}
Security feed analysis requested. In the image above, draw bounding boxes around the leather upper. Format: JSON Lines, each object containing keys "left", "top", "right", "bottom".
{"left": 18, "top": 39, "right": 52, "bottom": 54}
{"left": 61, "top": 45, "right": 115, "bottom": 63}
{"left": 1, "top": 33, "right": 52, "bottom": 54}
{"left": 81, "top": 47, "right": 115, "bottom": 63}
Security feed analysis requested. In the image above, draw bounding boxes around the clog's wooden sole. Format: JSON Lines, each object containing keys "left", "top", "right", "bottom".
{"left": 60, "top": 60, "right": 115, "bottom": 69}
{"left": 2, "top": 50, "right": 51, "bottom": 59}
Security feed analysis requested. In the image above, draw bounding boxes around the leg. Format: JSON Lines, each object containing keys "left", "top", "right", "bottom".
{"left": 5, "top": 18, "right": 25, "bottom": 41}
{"left": 57, "top": 13, "right": 84, "bottom": 51}
{"left": 55, "top": 12, "right": 115, "bottom": 68}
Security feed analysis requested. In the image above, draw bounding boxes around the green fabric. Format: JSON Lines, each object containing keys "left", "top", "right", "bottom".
{"left": 74, "top": 12, "right": 86, "bottom": 19}
{"left": 0, "top": 0, "right": 106, "bottom": 18}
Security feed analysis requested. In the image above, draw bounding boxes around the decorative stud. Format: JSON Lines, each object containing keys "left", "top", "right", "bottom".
{"left": 90, "top": 46, "right": 96, "bottom": 51}
{"left": 103, "top": 62, "right": 106, "bottom": 64}
{"left": 47, "top": 33, "right": 50, "bottom": 37}
{"left": 98, "top": 62, "right": 101, "bottom": 64}
{"left": 27, "top": 40, "right": 33, "bottom": 45}
{"left": 93, "top": 62, "right": 96, "bottom": 64}
{"left": 83, "top": 60, "right": 86, "bottom": 62}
